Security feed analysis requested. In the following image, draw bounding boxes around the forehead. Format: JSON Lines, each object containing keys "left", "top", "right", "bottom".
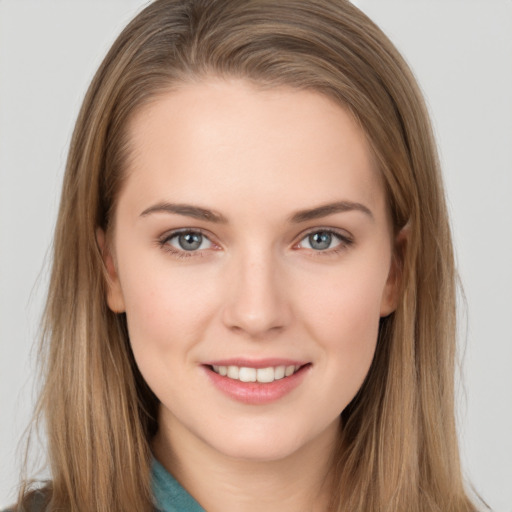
{"left": 121, "top": 78, "right": 386, "bottom": 219}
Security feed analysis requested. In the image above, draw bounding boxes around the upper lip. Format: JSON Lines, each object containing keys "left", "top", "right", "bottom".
{"left": 202, "top": 358, "right": 309, "bottom": 369}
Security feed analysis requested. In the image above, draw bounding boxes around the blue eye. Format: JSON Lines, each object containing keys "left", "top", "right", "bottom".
{"left": 298, "top": 230, "right": 350, "bottom": 251}
{"left": 165, "top": 231, "right": 214, "bottom": 252}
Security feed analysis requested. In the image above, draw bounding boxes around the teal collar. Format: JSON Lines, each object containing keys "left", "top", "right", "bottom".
{"left": 152, "top": 458, "right": 205, "bottom": 512}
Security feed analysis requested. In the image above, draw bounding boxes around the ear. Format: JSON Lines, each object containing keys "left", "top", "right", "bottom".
{"left": 380, "top": 225, "right": 409, "bottom": 317}
{"left": 96, "top": 228, "right": 126, "bottom": 313}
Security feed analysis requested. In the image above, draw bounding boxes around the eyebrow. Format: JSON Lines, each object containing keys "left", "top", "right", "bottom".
{"left": 140, "top": 202, "right": 228, "bottom": 223}
{"left": 289, "top": 201, "right": 373, "bottom": 223}
{"left": 140, "top": 200, "right": 373, "bottom": 224}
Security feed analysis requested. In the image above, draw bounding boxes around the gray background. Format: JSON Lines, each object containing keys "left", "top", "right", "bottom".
{"left": 1, "top": 1, "right": 511, "bottom": 510}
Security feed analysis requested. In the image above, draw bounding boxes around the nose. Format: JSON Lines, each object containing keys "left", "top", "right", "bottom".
{"left": 221, "top": 249, "right": 292, "bottom": 338}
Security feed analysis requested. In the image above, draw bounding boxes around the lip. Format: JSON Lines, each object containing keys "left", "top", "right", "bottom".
{"left": 202, "top": 360, "right": 312, "bottom": 405}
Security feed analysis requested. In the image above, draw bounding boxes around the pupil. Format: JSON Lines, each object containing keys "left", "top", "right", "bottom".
{"left": 179, "top": 232, "right": 202, "bottom": 250}
{"left": 309, "top": 232, "right": 331, "bottom": 250}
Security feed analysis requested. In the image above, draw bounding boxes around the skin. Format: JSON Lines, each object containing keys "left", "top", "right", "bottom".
{"left": 100, "top": 78, "right": 401, "bottom": 512}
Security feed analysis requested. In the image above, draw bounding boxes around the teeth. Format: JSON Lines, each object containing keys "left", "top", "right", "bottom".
{"left": 239, "top": 367, "right": 256, "bottom": 382}
{"left": 256, "top": 367, "right": 274, "bottom": 383}
{"left": 285, "top": 365, "right": 296, "bottom": 377}
{"left": 212, "top": 364, "right": 302, "bottom": 383}
{"left": 227, "top": 366, "right": 239, "bottom": 379}
{"left": 274, "top": 365, "right": 285, "bottom": 380}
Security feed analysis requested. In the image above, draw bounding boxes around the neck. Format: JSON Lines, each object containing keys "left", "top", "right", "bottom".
{"left": 152, "top": 413, "right": 339, "bottom": 512}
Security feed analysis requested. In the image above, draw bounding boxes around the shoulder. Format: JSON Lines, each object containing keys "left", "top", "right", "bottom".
{"left": 3, "top": 489, "right": 49, "bottom": 512}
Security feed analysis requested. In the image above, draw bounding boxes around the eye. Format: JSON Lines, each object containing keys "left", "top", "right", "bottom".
{"left": 163, "top": 230, "right": 214, "bottom": 252}
{"left": 297, "top": 229, "right": 351, "bottom": 252}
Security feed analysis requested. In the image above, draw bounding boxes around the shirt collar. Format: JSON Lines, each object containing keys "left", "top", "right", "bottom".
{"left": 152, "top": 457, "right": 205, "bottom": 512}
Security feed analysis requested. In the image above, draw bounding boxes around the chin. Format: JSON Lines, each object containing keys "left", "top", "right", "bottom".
{"left": 198, "top": 420, "right": 334, "bottom": 463}
{"left": 213, "top": 437, "right": 305, "bottom": 463}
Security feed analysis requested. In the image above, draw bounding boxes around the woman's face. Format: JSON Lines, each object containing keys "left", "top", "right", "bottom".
{"left": 103, "top": 78, "right": 399, "bottom": 462}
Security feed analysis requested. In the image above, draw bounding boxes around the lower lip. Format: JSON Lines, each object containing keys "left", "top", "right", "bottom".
{"left": 203, "top": 365, "right": 311, "bottom": 405}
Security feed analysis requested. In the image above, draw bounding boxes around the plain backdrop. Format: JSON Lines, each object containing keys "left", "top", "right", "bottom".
{"left": 1, "top": 1, "right": 511, "bottom": 510}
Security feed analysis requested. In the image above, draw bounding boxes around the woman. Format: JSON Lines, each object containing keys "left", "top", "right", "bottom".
{"left": 12, "top": 0, "right": 482, "bottom": 510}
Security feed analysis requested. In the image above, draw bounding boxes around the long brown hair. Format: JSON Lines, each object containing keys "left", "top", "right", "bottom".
{"left": 19, "top": 1, "right": 480, "bottom": 510}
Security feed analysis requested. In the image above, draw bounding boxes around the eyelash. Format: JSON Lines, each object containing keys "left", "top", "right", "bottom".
{"left": 157, "top": 228, "right": 216, "bottom": 259}
{"left": 157, "top": 228, "right": 354, "bottom": 259}
{"left": 295, "top": 228, "right": 354, "bottom": 257}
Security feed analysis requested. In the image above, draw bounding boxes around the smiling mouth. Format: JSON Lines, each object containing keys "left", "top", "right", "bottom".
{"left": 208, "top": 364, "right": 307, "bottom": 383}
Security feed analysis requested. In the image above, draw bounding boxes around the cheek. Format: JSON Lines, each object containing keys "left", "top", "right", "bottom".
{"left": 118, "top": 253, "right": 223, "bottom": 363}
{"left": 303, "top": 259, "right": 386, "bottom": 339}
{"left": 298, "top": 259, "right": 388, "bottom": 395}
{"left": 119, "top": 264, "right": 221, "bottom": 405}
